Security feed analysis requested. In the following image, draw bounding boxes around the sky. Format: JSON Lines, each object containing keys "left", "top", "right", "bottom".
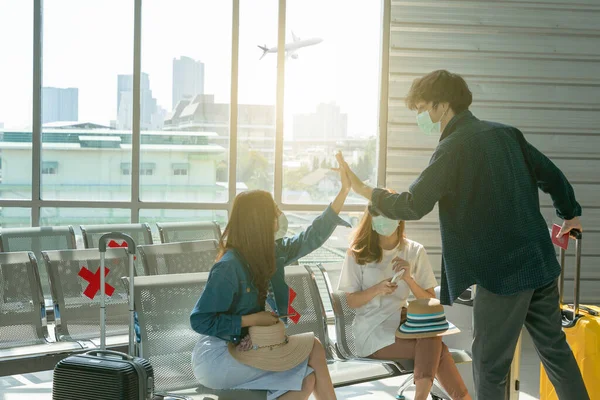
{"left": 0, "top": 0, "right": 382, "bottom": 138}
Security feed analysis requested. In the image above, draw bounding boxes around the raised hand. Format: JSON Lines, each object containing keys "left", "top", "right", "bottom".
{"left": 335, "top": 151, "right": 364, "bottom": 193}
{"left": 332, "top": 154, "right": 351, "bottom": 192}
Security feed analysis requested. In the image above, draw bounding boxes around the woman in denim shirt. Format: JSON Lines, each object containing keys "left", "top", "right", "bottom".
{"left": 190, "top": 167, "right": 350, "bottom": 400}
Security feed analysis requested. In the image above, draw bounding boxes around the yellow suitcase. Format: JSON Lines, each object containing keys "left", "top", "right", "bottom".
{"left": 540, "top": 231, "right": 600, "bottom": 399}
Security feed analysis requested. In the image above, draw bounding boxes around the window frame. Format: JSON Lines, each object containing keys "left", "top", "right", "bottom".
{"left": 1, "top": 0, "right": 390, "bottom": 225}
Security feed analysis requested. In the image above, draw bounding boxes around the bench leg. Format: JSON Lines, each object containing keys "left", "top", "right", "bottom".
{"left": 395, "top": 375, "right": 451, "bottom": 400}
{"left": 395, "top": 373, "right": 414, "bottom": 399}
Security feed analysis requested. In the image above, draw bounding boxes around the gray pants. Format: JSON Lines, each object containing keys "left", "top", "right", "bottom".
{"left": 472, "top": 280, "right": 589, "bottom": 400}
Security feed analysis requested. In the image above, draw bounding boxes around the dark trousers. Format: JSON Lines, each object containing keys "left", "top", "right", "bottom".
{"left": 472, "top": 280, "right": 589, "bottom": 400}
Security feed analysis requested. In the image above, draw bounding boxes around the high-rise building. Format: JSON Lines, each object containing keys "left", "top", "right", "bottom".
{"left": 42, "top": 87, "right": 78, "bottom": 124}
{"left": 117, "top": 73, "right": 163, "bottom": 130}
{"left": 292, "top": 102, "right": 348, "bottom": 141}
{"left": 172, "top": 56, "right": 205, "bottom": 110}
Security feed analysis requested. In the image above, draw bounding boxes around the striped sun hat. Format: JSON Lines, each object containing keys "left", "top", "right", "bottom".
{"left": 395, "top": 298, "right": 460, "bottom": 339}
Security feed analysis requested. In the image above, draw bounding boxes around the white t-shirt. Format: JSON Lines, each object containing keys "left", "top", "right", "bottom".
{"left": 337, "top": 239, "right": 438, "bottom": 357}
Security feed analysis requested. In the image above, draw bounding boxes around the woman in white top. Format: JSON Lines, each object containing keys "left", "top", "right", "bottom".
{"left": 337, "top": 207, "right": 471, "bottom": 400}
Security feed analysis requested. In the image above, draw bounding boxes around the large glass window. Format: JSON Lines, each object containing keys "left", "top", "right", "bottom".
{"left": 282, "top": 0, "right": 381, "bottom": 205}
{"left": 0, "top": 1, "right": 383, "bottom": 249}
{"left": 0, "top": 208, "right": 31, "bottom": 228}
{"left": 41, "top": 0, "right": 134, "bottom": 201}
{"left": 0, "top": 1, "right": 33, "bottom": 201}
{"left": 140, "top": 0, "right": 232, "bottom": 203}
{"left": 236, "top": 0, "right": 278, "bottom": 194}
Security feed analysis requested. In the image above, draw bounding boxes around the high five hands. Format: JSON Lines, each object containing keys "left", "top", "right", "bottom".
{"left": 334, "top": 152, "right": 373, "bottom": 199}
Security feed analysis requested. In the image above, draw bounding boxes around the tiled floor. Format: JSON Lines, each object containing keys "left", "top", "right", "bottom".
{"left": 0, "top": 328, "right": 542, "bottom": 400}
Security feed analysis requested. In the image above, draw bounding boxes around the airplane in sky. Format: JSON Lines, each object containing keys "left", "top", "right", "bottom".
{"left": 258, "top": 32, "right": 323, "bottom": 60}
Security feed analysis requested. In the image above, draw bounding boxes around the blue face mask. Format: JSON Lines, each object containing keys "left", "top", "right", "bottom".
{"left": 371, "top": 216, "right": 399, "bottom": 237}
{"left": 416, "top": 108, "right": 448, "bottom": 135}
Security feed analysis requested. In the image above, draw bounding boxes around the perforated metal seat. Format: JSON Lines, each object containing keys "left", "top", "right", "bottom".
{"left": 0, "top": 226, "right": 76, "bottom": 304}
{"left": 138, "top": 240, "right": 219, "bottom": 275}
{"left": 320, "top": 264, "right": 472, "bottom": 399}
{"left": 132, "top": 263, "right": 397, "bottom": 398}
{"left": 297, "top": 245, "right": 346, "bottom": 266}
{"left": 275, "top": 265, "right": 335, "bottom": 360}
{"left": 42, "top": 248, "right": 148, "bottom": 348}
{"left": 80, "top": 223, "right": 153, "bottom": 275}
{"left": 328, "top": 284, "right": 414, "bottom": 370}
{"left": 156, "top": 221, "right": 221, "bottom": 244}
{"left": 130, "top": 265, "right": 336, "bottom": 398}
{"left": 131, "top": 272, "right": 267, "bottom": 399}
{"left": 81, "top": 223, "right": 153, "bottom": 249}
{"left": 0, "top": 251, "right": 83, "bottom": 376}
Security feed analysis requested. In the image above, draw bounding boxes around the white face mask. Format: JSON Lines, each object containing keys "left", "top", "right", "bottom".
{"left": 275, "top": 212, "right": 288, "bottom": 240}
{"left": 416, "top": 108, "right": 448, "bottom": 135}
{"left": 371, "top": 216, "right": 399, "bottom": 237}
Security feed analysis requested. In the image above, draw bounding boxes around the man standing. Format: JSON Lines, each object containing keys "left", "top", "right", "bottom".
{"left": 337, "top": 70, "right": 589, "bottom": 399}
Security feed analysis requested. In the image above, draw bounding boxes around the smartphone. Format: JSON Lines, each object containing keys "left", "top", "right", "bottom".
{"left": 277, "top": 313, "right": 297, "bottom": 318}
{"left": 390, "top": 270, "right": 405, "bottom": 284}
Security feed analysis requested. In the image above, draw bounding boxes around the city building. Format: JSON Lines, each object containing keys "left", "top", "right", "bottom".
{"left": 172, "top": 56, "right": 205, "bottom": 110}
{"left": 42, "top": 87, "right": 78, "bottom": 124}
{"left": 292, "top": 102, "right": 347, "bottom": 141}
{"left": 164, "top": 94, "right": 275, "bottom": 137}
{"left": 0, "top": 129, "right": 227, "bottom": 225}
{"left": 116, "top": 73, "right": 165, "bottom": 130}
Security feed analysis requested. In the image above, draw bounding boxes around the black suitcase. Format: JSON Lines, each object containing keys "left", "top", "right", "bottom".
{"left": 52, "top": 233, "right": 154, "bottom": 400}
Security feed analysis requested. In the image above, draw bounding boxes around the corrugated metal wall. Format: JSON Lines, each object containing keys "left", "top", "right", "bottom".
{"left": 386, "top": 0, "right": 600, "bottom": 303}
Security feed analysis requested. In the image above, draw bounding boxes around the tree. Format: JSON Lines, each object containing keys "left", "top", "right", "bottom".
{"left": 245, "top": 150, "right": 270, "bottom": 190}
{"left": 237, "top": 143, "right": 272, "bottom": 191}
{"left": 284, "top": 165, "right": 310, "bottom": 192}
{"left": 364, "top": 137, "right": 376, "bottom": 181}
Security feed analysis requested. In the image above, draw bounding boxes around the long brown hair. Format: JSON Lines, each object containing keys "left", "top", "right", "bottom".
{"left": 218, "top": 190, "right": 277, "bottom": 307}
{"left": 349, "top": 209, "right": 405, "bottom": 265}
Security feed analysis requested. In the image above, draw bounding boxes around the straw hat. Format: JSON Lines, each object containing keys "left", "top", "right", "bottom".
{"left": 395, "top": 298, "right": 460, "bottom": 339}
{"left": 228, "top": 321, "right": 314, "bottom": 372}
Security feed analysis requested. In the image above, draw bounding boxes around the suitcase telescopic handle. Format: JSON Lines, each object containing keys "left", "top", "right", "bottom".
{"left": 558, "top": 229, "right": 582, "bottom": 324}
{"left": 84, "top": 349, "right": 134, "bottom": 361}
{"left": 98, "top": 232, "right": 136, "bottom": 254}
{"left": 97, "top": 232, "right": 137, "bottom": 354}
{"left": 569, "top": 229, "right": 583, "bottom": 240}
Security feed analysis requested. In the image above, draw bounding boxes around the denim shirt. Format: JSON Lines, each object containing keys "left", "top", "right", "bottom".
{"left": 190, "top": 205, "right": 350, "bottom": 344}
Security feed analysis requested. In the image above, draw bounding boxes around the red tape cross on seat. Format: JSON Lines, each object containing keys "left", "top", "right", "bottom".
{"left": 107, "top": 240, "right": 136, "bottom": 260}
{"left": 288, "top": 287, "right": 301, "bottom": 324}
{"left": 78, "top": 266, "right": 115, "bottom": 299}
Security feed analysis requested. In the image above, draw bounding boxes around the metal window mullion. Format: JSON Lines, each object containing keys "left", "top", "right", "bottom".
{"left": 0, "top": 199, "right": 232, "bottom": 210}
{"left": 377, "top": 0, "right": 391, "bottom": 188}
{"left": 130, "top": 0, "right": 142, "bottom": 223}
{"left": 273, "top": 0, "right": 286, "bottom": 205}
{"left": 31, "top": 0, "right": 43, "bottom": 227}
{"left": 228, "top": 0, "right": 239, "bottom": 207}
